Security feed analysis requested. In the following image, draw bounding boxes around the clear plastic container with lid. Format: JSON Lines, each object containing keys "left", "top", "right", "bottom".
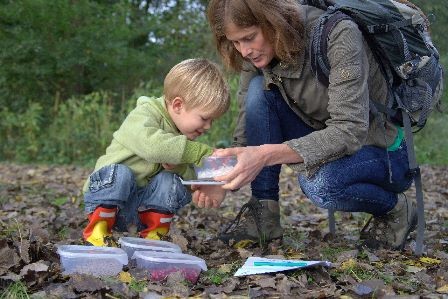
{"left": 132, "top": 251, "right": 207, "bottom": 283}
{"left": 118, "top": 237, "right": 182, "bottom": 258}
{"left": 57, "top": 245, "right": 128, "bottom": 276}
{"left": 194, "top": 156, "right": 237, "bottom": 179}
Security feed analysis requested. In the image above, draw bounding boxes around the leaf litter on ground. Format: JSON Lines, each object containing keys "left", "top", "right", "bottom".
{"left": 0, "top": 163, "right": 447, "bottom": 298}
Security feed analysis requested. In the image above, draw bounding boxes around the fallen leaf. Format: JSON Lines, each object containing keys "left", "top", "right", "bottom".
{"left": 336, "top": 250, "right": 359, "bottom": 263}
{"left": 437, "top": 284, "right": 448, "bottom": 294}
{"left": 0, "top": 272, "right": 21, "bottom": 287}
{"left": 69, "top": 274, "right": 107, "bottom": 293}
{"left": 364, "top": 249, "right": 380, "bottom": 263}
{"left": 276, "top": 276, "right": 295, "bottom": 294}
{"left": 40, "top": 283, "right": 77, "bottom": 299}
{"left": 406, "top": 265, "right": 425, "bottom": 273}
{"left": 237, "top": 248, "right": 253, "bottom": 259}
{"left": 204, "top": 277, "right": 238, "bottom": 295}
{"left": 353, "top": 279, "right": 385, "bottom": 296}
{"left": 119, "top": 271, "right": 132, "bottom": 283}
{"left": 169, "top": 233, "right": 188, "bottom": 252}
{"left": 255, "top": 277, "right": 276, "bottom": 289}
{"left": 165, "top": 271, "right": 190, "bottom": 298}
{"left": 419, "top": 257, "right": 441, "bottom": 265}
{"left": 233, "top": 240, "right": 256, "bottom": 249}
{"left": 340, "top": 258, "right": 357, "bottom": 271}
{"left": 19, "top": 261, "right": 49, "bottom": 277}
{"left": 218, "top": 264, "right": 233, "bottom": 274}
{"left": 0, "top": 240, "right": 20, "bottom": 275}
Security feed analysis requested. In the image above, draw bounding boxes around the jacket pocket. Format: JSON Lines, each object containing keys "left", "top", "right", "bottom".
{"left": 88, "top": 164, "right": 117, "bottom": 193}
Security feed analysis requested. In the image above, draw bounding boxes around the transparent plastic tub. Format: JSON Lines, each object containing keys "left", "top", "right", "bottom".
{"left": 195, "top": 156, "right": 237, "bottom": 179}
{"left": 118, "top": 237, "right": 182, "bottom": 259}
{"left": 57, "top": 245, "right": 128, "bottom": 276}
{"left": 132, "top": 251, "right": 207, "bottom": 283}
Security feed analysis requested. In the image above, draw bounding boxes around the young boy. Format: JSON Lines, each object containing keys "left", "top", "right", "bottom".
{"left": 82, "top": 58, "right": 230, "bottom": 246}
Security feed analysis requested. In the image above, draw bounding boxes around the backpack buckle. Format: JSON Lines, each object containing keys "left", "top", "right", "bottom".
{"left": 406, "top": 167, "right": 420, "bottom": 179}
{"left": 367, "top": 24, "right": 390, "bottom": 33}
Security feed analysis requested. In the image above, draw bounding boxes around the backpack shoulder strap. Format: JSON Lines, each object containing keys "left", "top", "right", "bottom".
{"left": 310, "top": 9, "right": 351, "bottom": 86}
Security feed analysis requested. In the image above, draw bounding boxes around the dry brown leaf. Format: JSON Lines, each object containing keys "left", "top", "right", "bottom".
{"left": 218, "top": 263, "right": 233, "bottom": 274}
{"left": 255, "top": 277, "right": 276, "bottom": 289}
{"left": 169, "top": 233, "right": 189, "bottom": 251}
{"left": 237, "top": 248, "right": 253, "bottom": 260}
{"left": 352, "top": 279, "right": 385, "bottom": 296}
{"left": 69, "top": 274, "right": 106, "bottom": 293}
{"left": 437, "top": 284, "right": 448, "bottom": 294}
{"left": 19, "top": 261, "right": 49, "bottom": 277}
{"left": 336, "top": 250, "right": 359, "bottom": 263}
{"left": 276, "top": 276, "right": 294, "bottom": 294}
{"left": 0, "top": 241, "right": 20, "bottom": 275}
{"left": 406, "top": 265, "right": 426, "bottom": 273}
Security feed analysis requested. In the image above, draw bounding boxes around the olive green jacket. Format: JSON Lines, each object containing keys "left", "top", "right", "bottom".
{"left": 83, "top": 96, "right": 213, "bottom": 192}
{"left": 233, "top": 5, "right": 398, "bottom": 176}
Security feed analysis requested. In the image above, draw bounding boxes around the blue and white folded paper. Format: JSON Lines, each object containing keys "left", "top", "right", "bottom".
{"left": 234, "top": 257, "right": 332, "bottom": 276}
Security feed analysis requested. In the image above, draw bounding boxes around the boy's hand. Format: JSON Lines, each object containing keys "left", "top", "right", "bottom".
{"left": 191, "top": 185, "right": 226, "bottom": 208}
{"left": 162, "top": 163, "right": 177, "bottom": 170}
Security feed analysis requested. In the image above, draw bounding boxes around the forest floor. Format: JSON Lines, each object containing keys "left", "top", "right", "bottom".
{"left": 0, "top": 163, "right": 447, "bottom": 298}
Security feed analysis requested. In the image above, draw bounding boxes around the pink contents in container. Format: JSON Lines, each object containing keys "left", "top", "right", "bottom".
{"left": 132, "top": 251, "right": 207, "bottom": 284}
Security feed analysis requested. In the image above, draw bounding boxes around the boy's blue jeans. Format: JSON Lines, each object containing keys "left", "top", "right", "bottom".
{"left": 84, "top": 164, "right": 191, "bottom": 231}
{"left": 245, "top": 76, "right": 413, "bottom": 216}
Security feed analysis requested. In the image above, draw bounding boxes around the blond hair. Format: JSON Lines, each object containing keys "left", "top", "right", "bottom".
{"left": 207, "top": 0, "right": 305, "bottom": 71}
{"left": 164, "top": 58, "right": 230, "bottom": 118}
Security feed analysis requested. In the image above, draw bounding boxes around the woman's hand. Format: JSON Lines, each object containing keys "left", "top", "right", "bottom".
{"left": 213, "top": 144, "right": 303, "bottom": 190}
{"left": 192, "top": 185, "right": 227, "bottom": 208}
{"left": 213, "top": 146, "right": 268, "bottom": 190}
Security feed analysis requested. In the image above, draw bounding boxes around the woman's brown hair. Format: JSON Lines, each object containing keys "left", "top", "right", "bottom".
{"left": 207, "top": 0, "right": 305, "bottom": 71}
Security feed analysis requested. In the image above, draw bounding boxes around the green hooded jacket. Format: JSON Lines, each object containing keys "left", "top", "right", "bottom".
{"left": 83, "top": 96, "right": 213, "bottom": 192}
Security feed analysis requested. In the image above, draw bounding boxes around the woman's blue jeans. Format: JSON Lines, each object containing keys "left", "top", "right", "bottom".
{"left": 84, "top": 164, "right": 191, "bottom": 231}
{"left": 245, "top": 76, "right": 413, "bottom": 216}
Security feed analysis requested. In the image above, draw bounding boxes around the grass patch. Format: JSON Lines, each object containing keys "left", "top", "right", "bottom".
{"left": 202, "top": 262, "right": 241, "bottom": 285}
{"left": 288, "top": 269, "right": 315, "bottom": 284}
{"left": 320, "top": 246, "right": 348, "bottom": 261}
{"left": 51, "top": 197, "right": 68, "bottom": 207}
{"left": 337, "top": 259, "right": 375, "bottom": 282}
{"left": 0, "top": 281, "right": 29, "bottom": 299}
{"left": 128, "top": 279, "right": 147, "bottom": 293}
{"left": 57, "top": 227, "right": 69, "bottom": 239}
{"left": 203, "top": 269, "right": 228, "bottom": 285}
{"left": 0, "top": 220, "right": 24, "bottom": 238}
{"left": 282, "top": 229, "right": 307, "bottom": 252}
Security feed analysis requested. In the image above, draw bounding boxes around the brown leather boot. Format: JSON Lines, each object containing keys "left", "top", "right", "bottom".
{"left": 360, "top": 193, "right": 418, "bottom": 250}
{"left": 218, "top": 197, "right": 283, "bottom": 247}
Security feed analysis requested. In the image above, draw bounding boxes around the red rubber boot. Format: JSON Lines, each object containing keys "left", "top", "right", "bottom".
{"left": 139, "top": 210, "right": 174, "bottom": 240}
{"left": 82, "top": 206, "right": 117, "bottom": 246}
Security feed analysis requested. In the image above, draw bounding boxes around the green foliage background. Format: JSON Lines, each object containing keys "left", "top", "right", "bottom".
{"left": 0, "top": 0, "right": 446, "bottom": 167}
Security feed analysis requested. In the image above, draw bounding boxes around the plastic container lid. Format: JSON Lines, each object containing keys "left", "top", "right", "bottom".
{"left": 118, "top": 237, "right": 182, "bottom": 253}
{"left": 132, "top": 251, "right": 207, "bottom": 271}
{"left": 57, "top": 245, "right": 128, "bottom": 265}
